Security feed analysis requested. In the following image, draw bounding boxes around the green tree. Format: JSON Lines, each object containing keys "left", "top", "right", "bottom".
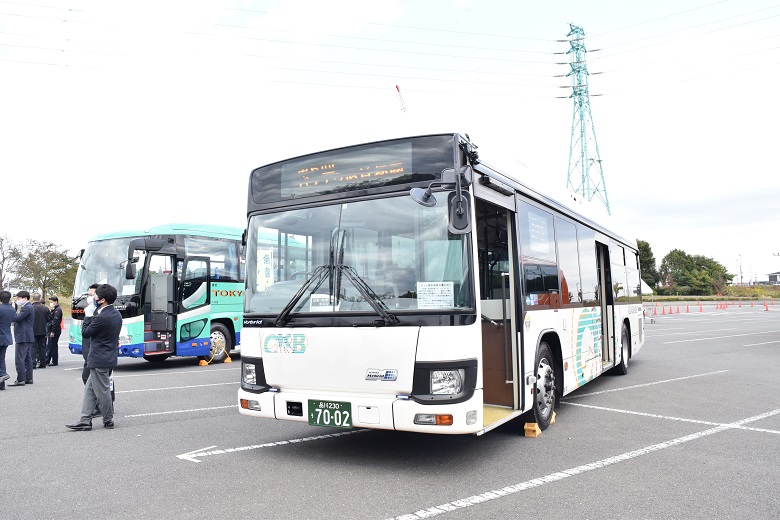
{"left": 637, "top": 239, "right": 660, "bottom": 288}
{"left": 0, "top": 235, "right": 22, "bottom": 289}
{"left": 14, "top": 240, "right": 79, "bottom": 300}
{"left": 659, "top": 249, "right": 733, "bottom": 295}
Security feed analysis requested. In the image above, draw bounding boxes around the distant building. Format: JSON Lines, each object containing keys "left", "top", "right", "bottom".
{"left": 769, "top": 272, "right": 780, "bottom": 284}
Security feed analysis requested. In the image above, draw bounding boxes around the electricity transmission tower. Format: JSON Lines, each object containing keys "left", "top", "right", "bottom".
{"left": 565, "top": 24, "right": 610, "bottom": 215}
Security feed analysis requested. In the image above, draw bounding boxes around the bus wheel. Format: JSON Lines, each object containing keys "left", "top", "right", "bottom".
{"left": 612, "top": 325, "right": 629, "bottom": 375}
{"left": 208, "top": 322, "right": 232, "bottom": 364}
{"left": 532, "top": 342, "right": 556, "bottom": 431}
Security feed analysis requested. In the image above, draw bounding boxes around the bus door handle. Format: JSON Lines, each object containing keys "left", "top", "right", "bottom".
{"left": 501, "top": 272, "right": 511, "bottom": 384}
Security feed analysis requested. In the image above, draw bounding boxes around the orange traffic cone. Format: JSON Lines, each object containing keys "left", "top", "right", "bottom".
{"left": 686, "top": 305, "right": 690, "bottom": 313}
{"left": 765, "top": 301, "right": 769, "bottom": 311}
{"left": 662, "top": 307, "right": 666, "bottom": 315}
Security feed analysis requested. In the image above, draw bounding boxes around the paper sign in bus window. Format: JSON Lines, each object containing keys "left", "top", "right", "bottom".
{"left": 417, "top": 281, "right": 454, "bottom": 309}
{"left": 527, "top": 210, "right": 551, "bottom": 255}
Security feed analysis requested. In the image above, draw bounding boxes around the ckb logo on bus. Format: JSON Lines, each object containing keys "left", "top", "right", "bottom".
{"left": 263, "top": 333, "right": 308, "bottom": 354}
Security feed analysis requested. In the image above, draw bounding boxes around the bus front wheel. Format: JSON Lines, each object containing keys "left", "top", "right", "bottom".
{"left": 531, "top": 341, "right": 556, "bottom": 431}
{"left": 207, "top": 322, "right": 232, "bottom": 364}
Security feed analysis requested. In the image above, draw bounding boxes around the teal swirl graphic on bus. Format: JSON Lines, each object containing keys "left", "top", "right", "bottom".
{"left": 575, "top": 307, "right": 602, "bottom": 386}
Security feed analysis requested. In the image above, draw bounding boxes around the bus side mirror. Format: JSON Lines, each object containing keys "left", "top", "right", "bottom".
{"left": 125, "top": 256, "right": 139, "bottom": 280}
{"left": 448, "top": 192, "right": 472, "bottom": 234}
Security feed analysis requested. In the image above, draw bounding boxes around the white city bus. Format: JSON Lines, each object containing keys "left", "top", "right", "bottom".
{"left": 238, "top": 133, "right": 644, "bottom": 435}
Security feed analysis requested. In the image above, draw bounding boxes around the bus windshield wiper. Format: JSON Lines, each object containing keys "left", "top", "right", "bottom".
{"left": 339, "top": 265, "right": 400, "bottom": 326}
{"left": 274, "top": 265, "right": 330, "bottom": 327}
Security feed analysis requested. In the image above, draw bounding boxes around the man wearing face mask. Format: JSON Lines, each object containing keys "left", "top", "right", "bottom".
{"left": 46, "top": 296, "right": 63, "bottom": 366}
{"left": 67, "top": 283, "right": 122, "bottom": 431}
{"left": 81, "top": 284, "right": 99, "bottom": 385}
{"left": 9, "top": 290, "right": 35, "bottom": 387}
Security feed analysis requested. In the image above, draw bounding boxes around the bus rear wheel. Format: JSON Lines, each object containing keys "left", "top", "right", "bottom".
{"left": 612, "top": 324, "right": 629, "bottom": 375}
{"left": 531, "top": 341, "right": 556, "bottom": 431}
{"left": 207, "top": 322, "right": 232, "bottom": 364}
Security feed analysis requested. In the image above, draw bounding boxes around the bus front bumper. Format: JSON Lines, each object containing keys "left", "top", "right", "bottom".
{"left": 237, "top": 387, "right": 486, "bottom": 435}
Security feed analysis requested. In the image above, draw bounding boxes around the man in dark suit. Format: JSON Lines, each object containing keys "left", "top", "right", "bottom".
{"left": 9, "top": 290, "right": 35, "bottom": 386}
{"left": 0, "top": 290, "right": 15, "bottom": 390}
{"left": 31, "top": 292, "right": 50, "bottom": 369}
{"left": 81, "top": 284, "right": 99, "bottom": 384}
{"left": 66, "top": 284, "right": 122, "bottom": 431}
{"left": 46, "top": 296, "right": 63, "bottom": 366}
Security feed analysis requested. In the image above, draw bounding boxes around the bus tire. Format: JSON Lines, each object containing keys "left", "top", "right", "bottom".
{"left": 531, "top": 341, "right": 556, "bottom": 431}
{"left": 208, "top": 322, "right": 232, "bottom": 364}
{"left": 612, "top": 324, "right": 629, "bottom": 376}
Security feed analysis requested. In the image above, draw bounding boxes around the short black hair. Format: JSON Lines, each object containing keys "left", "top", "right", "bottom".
{"left": 0, "top": 291, "right": 10, "bottom": 304}
{"left": 95, "top": 284, "right": 117, "bottom": 305}
{"left": 49, "top": 296, "right": 59, "bottom": 302}
{"left": 89, "top": 283, "right": 99, "bottom": 290}
{"left": 17, "top": 290, "right": 30, "bottom": 299}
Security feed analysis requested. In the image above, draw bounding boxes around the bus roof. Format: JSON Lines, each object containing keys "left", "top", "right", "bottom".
{"left": 89, "top": 223, "right": 244, "bottom": 242}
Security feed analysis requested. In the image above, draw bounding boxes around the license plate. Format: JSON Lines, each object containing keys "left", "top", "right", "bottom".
{"left": 308, "top": 399, "right": 352, "bottom": 429}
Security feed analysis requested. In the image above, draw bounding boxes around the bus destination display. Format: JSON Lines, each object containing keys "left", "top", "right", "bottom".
{"left": 280, "top": 142, "right": 413, "bottom": 198}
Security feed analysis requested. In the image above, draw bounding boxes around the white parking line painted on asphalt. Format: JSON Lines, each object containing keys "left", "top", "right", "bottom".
{"left": 176, "top": 429, "right": 369, "bottom": 463}
{"left": 125, "top": 405, "right": 236, "bottom": 418}
{"left": 744, "top": 340, "right": 780, "bottom": 347}
{"left": 563, "top": 402, "right": 780, "bottom": 435}
{"left": 663, "top": 330, "right": 780, "bottom": 344}
{"left": 117, "top": 382, "right": 236, "bottom": 393}
{"left": 563, "top": 370, "right": 728, "bottom": 400}
{"left": 648, "top": 327, "right": 737, "bottom": 337}
{"left": 386, "top": 408, "right": 780, "bottom": 520}
{"left": 113, "top": 367, "right": 238, "bottom": 378}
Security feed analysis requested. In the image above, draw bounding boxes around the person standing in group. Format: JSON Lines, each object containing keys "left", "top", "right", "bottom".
{"left": 81, "top": 284, "right": 99, "bottom": 385}
{"left": 31, "top": 292, "right": 50, "bottom": 369}
{"left": 46, "top": 296, "right": 63, "bottom": 367}
{"left": 66, "top": 283, "right": 121, "bottom": 431}
{"left": 0, "top": 291, "right": 15, "bottom": 390}
{"left": 9, "top": 290, "right": 35, "bottom": 387}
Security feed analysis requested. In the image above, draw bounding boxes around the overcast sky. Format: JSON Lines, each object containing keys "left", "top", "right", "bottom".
{"left": 2, "top": 0, "right": 778, "bottom": 283}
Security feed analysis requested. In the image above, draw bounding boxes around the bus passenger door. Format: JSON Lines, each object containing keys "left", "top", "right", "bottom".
{"left": 596, "top": 242, "right": 614, "bottom": 366}
{"left": 476, "top": 199, "right": 516, "bottom": 409}
{"left": 145, "top": 254, "right": 176, "bottom": 358}
{"left": 177, "top": 256, "right": 212, "bottom": 357}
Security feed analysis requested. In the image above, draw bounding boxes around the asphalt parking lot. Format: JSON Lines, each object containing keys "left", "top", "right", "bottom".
{"left": 2, "top": 303, "right": 778, "bottom": 520}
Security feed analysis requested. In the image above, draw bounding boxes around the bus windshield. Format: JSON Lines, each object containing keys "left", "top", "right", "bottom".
{"left": 73, "top": 238, "right": 145, "bottom": 298}
{"left": 245, "top": 194, "right": 473, "bottom": 317}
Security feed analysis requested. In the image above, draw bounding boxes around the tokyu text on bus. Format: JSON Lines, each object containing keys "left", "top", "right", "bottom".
{"left": 238, "top": 134, "right": 644, "bottom": 434}
{"left": 70, "top": 224, "right": 244, "bottom": 364}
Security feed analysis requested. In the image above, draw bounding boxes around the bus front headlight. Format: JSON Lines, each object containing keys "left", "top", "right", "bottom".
{"left": 431, "top": 369, "right": 465, "bottom": 395}
{"left": 242, "top": 362, "right": 257, "bottom": 385}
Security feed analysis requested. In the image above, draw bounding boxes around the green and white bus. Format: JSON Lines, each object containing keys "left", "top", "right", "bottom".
{"left": 238, "top": 134, "right": 644, "bottom": 434}
{"left": 70, "top": 223, "right": 244, "bottom": 364}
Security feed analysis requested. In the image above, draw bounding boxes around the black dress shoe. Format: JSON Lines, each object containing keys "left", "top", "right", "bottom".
{"left": 66, "top": 422, "right": 92, "bottom": 431}
{"left": 48, "top": 363, "right": 57, "bottom": 366}
{"left": 103, "top": 420, "right": 115, "bottom": 429}
{"left": 8, "top": 381, "right": 25, "bottom": 387}
{"left": 24, "top": 380, "right": 33, "bottom": 384}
